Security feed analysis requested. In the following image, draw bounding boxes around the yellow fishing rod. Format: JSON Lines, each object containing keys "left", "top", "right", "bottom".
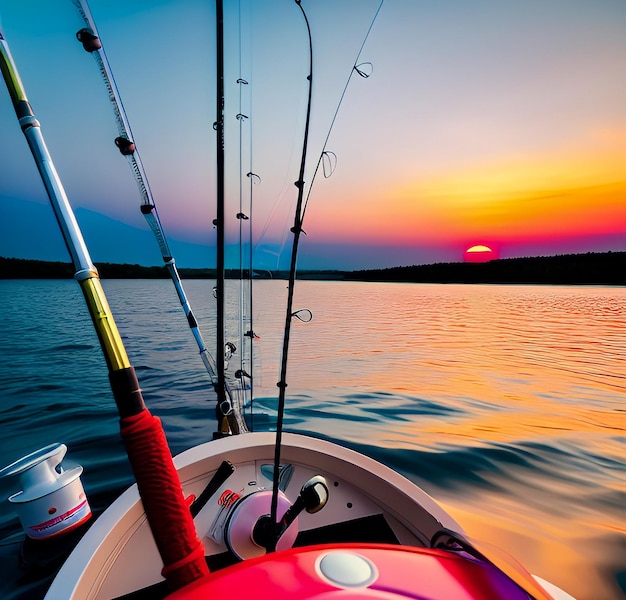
{"left": 0, "top": 25, "right": 209, "bottom": 591}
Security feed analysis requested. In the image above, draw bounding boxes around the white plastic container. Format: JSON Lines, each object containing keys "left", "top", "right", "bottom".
{"left": 0, "top": 443, "right": 91, "bottom": 539}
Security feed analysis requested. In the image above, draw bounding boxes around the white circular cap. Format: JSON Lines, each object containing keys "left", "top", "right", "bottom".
{"left": 317, "top": 551, "right": 378, "bottom": 588}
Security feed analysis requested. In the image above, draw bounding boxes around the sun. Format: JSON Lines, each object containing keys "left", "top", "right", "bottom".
{"left": 464, "top": 244, "right": 496, "bottom": 263}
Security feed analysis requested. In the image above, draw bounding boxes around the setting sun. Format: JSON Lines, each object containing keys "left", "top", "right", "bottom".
{"left": 465, "top": 245, "right": 496, "bottom": 263}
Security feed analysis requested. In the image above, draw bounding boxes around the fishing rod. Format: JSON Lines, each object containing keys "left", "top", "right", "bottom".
{"left": 243, "top": 169, "right": 261, "bottom": 431}
{"left": 0, "top": 25, "right": 208, "bottom": 591}
{"left": 267, "top": 0, "right": 385, "bottom": 551}
{"left": 235, "top": 89, "right": 255, "bottom": 414}
{"left": 235, "top": 0, "right": 260, "bottom": 427}
{"left": 71, "top": 0, "right": 244, "bottom": 436}
{"left": 214, "top": 0, "right": 237, "bottom": 436}
{"left": 267, "top": 0, "right": 315, "bottom": 552}
{"left": 232, "top": 2, "right": 251, "bottom": 423}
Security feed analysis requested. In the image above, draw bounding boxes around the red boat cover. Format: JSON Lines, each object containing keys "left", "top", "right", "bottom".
{"left": 166, "top": 543, "right": 539, "bottom": 599}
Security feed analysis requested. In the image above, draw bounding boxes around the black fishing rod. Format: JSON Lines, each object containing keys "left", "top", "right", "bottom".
{"left": 0, "top": 24, "right": 209, "bottom": 591}
{"left": 71, "top": 0, "right": 244, "bottom": 436}
{"left": 214, "top": 0, "right": 235, "bottom": 436}
{"left": 266, "top": 0, "right": 386, "bottom": 551}
{"left": 268, "top": 0, "right": 314, "bottom": 552}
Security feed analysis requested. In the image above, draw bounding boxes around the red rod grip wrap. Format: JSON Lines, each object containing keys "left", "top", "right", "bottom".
{"left": 120, "top": 410, "right": 210, "bottom": 590}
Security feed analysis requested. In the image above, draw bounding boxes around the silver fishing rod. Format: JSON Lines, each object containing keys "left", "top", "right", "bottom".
{"left": 0, "top": 36, "right": 94, "bottom": 282}
{"left": 0, "top": 25, "right": 209, "bottom": 589}
{"left": 72, "top": 0, "right": 246, "bottom": 435}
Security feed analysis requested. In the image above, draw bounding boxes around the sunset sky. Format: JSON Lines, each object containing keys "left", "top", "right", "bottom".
{"left": 0, "top": 0, "right": 624, "bottom": 270}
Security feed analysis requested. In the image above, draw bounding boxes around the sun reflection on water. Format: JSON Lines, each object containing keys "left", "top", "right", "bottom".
{"left": 248, "top": 281, "right": 625, "bottom": 600}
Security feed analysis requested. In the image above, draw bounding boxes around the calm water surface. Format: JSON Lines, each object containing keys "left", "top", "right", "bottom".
{"left": 0, "top": 279, "right": 624, "bottom": 599}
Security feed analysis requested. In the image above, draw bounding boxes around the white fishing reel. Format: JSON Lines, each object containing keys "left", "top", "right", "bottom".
{"left": 0, "top": 443, "right": 91, "bottom": 539}
{"left": 209, "top": 476, "right": 329, "bottom": 561}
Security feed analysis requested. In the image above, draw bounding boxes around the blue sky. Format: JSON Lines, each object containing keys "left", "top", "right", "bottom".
{"left": 1, "top": 0, "right": 624, "bottom": 270}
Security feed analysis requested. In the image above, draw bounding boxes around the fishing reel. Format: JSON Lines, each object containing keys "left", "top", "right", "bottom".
{"left": 210, "top": 476, "right": 329, "bottom": 560}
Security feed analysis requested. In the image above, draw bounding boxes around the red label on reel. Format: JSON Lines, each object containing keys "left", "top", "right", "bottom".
{"left": 218, "top": 490, "right": 241, "bottom": 508}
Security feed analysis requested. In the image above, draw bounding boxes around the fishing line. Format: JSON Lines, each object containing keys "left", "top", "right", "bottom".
{"left": 252, "top": 103, "right": 307, "bottom": 275}
{"left": 252, "top": 38, "right": 312, "bottom": 276}
{"left": 301, "top": 0, "right": 385, "bottom": 220}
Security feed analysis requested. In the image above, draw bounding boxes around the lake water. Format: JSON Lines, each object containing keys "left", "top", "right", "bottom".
{"left": 0, "top": 279, "right": 624, "bottom": 599}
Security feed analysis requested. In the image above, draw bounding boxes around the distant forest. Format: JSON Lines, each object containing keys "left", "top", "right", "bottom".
{"left": 344, "top": 251, "right": 625, "bottom": 285}
{"left": 0, "top": 252, "right": 624, "bottom": 285}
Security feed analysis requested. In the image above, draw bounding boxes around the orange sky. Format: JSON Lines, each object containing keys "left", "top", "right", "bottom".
{"left": 305, "top": 128, "right": 626, "bottom": 254}
{"left": 0, "top": 1, "right": 624, "bottom": 269}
